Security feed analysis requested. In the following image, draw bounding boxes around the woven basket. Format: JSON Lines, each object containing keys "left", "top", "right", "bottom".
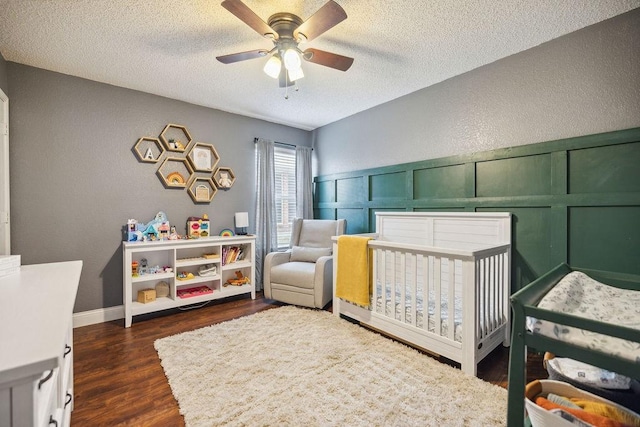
{"left": 544, "top": 353, "right": 640, "bottom": 413}
{"left": 525, "top": 379, "right": 640, "bottom": 427}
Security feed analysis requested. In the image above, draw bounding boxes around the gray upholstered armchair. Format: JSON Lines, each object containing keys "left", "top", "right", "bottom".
{"left": 264, "top": 218, "right": 346, "bottom": 308}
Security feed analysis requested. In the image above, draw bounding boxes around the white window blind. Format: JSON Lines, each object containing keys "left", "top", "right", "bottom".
{"left": 274, "top": 145, "right": 297, "bottom": 248}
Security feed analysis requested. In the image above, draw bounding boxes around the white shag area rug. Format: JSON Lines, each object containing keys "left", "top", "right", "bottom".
{"left": 155, "top": 306, "right": 507, "bottom": 426}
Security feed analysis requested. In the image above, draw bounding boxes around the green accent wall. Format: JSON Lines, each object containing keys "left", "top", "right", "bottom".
{"left": 314, "top": 128, "right": 640, "bottom": 292}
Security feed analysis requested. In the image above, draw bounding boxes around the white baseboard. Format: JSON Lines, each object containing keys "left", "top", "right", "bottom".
{"left": 73, "top": 305, "right": 124, "bottom": 328}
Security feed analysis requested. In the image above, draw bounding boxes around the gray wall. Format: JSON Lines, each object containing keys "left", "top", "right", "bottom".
{"left": 313, "top": 8, "right": 640, "bottom": 176}
{"left": 7, "top": 63, "right": 311, "bottom": 312}
{"left": 0, "top": 52, "right": 7, "bottom": 93}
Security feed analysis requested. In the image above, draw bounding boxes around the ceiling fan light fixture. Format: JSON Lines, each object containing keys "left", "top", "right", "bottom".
{"left": 283, "top": 48, "right": 301, "bottom": 71}
{"left": 263, "top": 55, "right": 281, "bottom": 79}
{"left": 288, "top": 66, "right": 304, "bottom": 82}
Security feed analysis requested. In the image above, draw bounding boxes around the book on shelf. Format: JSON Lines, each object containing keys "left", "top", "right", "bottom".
{"left": 222, "top": 245, "right": 246, "bottom": 265}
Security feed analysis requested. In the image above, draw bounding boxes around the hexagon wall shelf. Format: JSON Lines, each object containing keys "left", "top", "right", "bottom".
{"left": 213, "top": 167, "right": 235, "bottom": 190}
{"left": 133, "top": 123, "right": 236, "bottom": 203}
{"left": 133, "top": 137, "right": 165, "bottom": 163}
{"left": 188, "top": 177, "right": 218, "bottom": 203}
{"left": 187, "top": 142, "right": 220, "bottom": 172}
{"left": 159, "top": 124, "right": 192, "bottom": 152}
{"left": 157, "top": 157, "right": 194, "bottom": 188}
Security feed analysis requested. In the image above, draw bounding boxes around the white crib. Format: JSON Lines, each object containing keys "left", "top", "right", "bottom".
{"left": 333, "top": 212, "right": 512, "bottom": 376}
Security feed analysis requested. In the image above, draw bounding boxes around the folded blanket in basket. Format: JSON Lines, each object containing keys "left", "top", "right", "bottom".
{"left": 535, "top": 397, "right": 634, "bottom": 427}
{"left": 336, "top": 235, "right": 372, "bottom": 307}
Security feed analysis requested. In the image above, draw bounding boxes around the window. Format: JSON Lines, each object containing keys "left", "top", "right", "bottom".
{"left": 274, "top": 145, "right": 297, "bottom": 248}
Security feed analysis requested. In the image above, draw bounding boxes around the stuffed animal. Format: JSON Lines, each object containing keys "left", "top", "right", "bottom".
{"left": 224, "top": 270, "right": 250, "bottom": 286}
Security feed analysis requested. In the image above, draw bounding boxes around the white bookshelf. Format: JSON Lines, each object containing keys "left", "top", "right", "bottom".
{"left": 122, "top": 235, "right": 256, "bottom": 327}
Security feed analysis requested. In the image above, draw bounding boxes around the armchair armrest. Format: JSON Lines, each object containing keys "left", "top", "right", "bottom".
{"left": 266, "top": 250, "right": 292, "bottom": 267}
{"left": 263, "top": 251, "right": 292, "bottom": 298}
{"left": 314, "top": 255, "right": 335, "bottom": 308}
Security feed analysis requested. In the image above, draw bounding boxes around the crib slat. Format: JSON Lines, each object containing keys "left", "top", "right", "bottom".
{"left": 391, "top": 250, "right": 397, "bottom": 320}
{"left": 423, "top": 255, "right": 430, "bottom": 332}
{"left": 483, "top": 257, "right": 489, "bottom": 339}
{"left": 434, "top": 257, "right": 442, "bottom": 336}
{"left": 411, "top": 253, "right": 417, "bottom": 327}
{"left": 448, "top": 257, "right": 455, "bottom": 341}
{"left": 491, "top": 255, "right": 500, "bottom": 332}
{"left": 373, "top": 248, "right": 379, "bottom": 314}
{"left": 475, "top": 258, "right": 481, "bottom": 342}
{"left": 400, "top": 251, "right": 406, "bottom": 323}
{"left": 500, "top": 253, "right": 505, "bottom": 324}
{"left": 379, "top": 249, "right": 386, "bottom": 315}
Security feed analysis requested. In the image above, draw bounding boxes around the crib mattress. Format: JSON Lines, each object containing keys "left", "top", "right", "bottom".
{"left": 374, "top": 284, "right": 463, "bottom": 342}
{"left": 528, "top": 271, "right": 640, "bottom": 363}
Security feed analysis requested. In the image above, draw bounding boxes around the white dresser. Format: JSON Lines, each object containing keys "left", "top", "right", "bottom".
{"left": 0, "top": 261, "right": 82, "bottom": 427}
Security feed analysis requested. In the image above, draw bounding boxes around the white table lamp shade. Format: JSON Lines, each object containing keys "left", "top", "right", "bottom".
{"left": 235, "top": 212, "right": 249, "bottom": 228}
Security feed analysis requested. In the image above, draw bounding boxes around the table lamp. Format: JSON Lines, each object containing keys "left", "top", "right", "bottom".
{"left": 234, "top": 212, "right": 249, "bottom": 235}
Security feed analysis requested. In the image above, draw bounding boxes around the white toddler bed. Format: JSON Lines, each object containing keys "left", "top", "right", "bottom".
{"left": 333, "top": 212, "right": 512, "bottom": 376}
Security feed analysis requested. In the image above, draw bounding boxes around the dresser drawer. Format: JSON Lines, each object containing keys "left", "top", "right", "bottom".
{"left": 57, "top": 326, "right": 73, "bottom": 410}
{"left": 34, "top": 368, "right": 59, "bottom": 427}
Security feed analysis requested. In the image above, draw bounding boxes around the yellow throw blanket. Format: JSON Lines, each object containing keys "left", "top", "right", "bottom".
{"left": 335, "top": 235, "right": 373, "bottom": 307}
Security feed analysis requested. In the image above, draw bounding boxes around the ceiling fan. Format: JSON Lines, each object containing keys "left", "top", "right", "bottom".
{"left": 216, "top": 0, "right": 354, "bottom": 88}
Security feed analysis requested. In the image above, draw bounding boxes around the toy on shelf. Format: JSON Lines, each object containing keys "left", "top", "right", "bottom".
{"left": 198, "top": 264, "right": 217, "bottom": 277}
{"left": 219, "top": 228, "right": 234, "bottom": 237}
{"left": 131, "top": 261, "right": 139, "bottom": 277}
{"left": 139, "top": 258, "right": 148, "bottom": 275}
{"left": 168, "top": 226, "right": 181, "bottom": 240}
{"left": 187, "top": 214, "right": 210, "bottom": 238}
{"left": 126, "top": 211, "right": 172, "bottom": 242}
{"left": 176, "top": 272, "right": 196, "bottom": 281}
{"left": 137, "top": 288, "right": 156, "bottom": 304}
{"left": 224, "top": 270, "right": 250, "bottom": 287}
{"left": 177, "top": 285, "right": 213, "bottom": 299}
{"left": 133, "top": 258, "right": 172, "bottom": 277}
{"left": 155, "top": 281, "right": 170, "bottom": 298}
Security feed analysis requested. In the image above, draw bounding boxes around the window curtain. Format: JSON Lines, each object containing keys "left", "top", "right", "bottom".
{"left": 254, "top": 138, "right": 277, "bottom": 291}
{"left": 295, "top": 146, "right": 313, "bottom": 219}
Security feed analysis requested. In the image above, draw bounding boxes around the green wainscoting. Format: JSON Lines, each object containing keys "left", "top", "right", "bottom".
{"left": 314, "top": 128, "right": 640, "bottom": 292}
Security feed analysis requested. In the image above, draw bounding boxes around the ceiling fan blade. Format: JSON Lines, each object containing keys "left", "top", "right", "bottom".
{"left": 303, "top": 48, "right": 353, "bottom": 71}
{"left": 216, "top": 49, "right": 269, "bottom": 64}
{"left": 293, "top": 0, "right": 347, "bottom": 42}
{"left": 221, "top": 0, "right": 277, "bottom": 39}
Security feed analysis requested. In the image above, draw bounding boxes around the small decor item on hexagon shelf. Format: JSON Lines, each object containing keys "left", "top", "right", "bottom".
{"left": 167, "top": 138, "right": 185, "bottom": 151}
{"left": 187, "top": 214, "right": 210, "bottom": 239}
{"left": 167, "top": 171, "right": 186, "bottom": 185}
{"left": 218, "top": 172, "right": 232, "bottom": 188}
{"left": 155, "top": 281, "right": 170, "bottom": 298}
{"left": 195, "top": 184, "right": 209, "bottom": 202}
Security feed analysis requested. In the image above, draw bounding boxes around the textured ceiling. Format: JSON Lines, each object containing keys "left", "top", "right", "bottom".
{"left": 1, "top": 1, "right": 639, "bottom": 130}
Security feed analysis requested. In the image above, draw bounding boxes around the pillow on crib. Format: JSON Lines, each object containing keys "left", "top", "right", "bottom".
{"left": 290, "top": 246, "right": 332, "bottom": 263}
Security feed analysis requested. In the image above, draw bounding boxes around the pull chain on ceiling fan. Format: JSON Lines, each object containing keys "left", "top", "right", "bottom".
{"left": 216, "top": 0, "right": 354, "bottom": 94}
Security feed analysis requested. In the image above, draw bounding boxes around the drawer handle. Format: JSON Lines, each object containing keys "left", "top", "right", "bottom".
{"left": 64, "top": 344, "right": 72, "bottom": 358}
{"left": 48, "top": 415, "right": 58, "bottom": 427}
{"left": 38, "top": 370, "right": 54, "bottom": 390}
{"left": 65, "top": 392, "right": 73, "bottom": 407}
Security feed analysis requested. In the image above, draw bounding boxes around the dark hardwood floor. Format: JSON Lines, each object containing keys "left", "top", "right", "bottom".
{"left": 71, "top": 293, "right": 546, "bottom": 426}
